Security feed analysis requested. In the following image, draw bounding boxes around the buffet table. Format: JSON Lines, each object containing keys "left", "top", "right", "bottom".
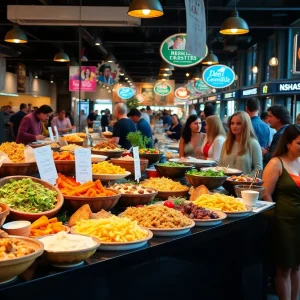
{"left": 0, "top": 210, "right": 272, "bottom": 300}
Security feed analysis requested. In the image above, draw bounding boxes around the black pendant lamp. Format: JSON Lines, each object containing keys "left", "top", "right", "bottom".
{"left": 158, "top": 69, "right": 172, "bottom": 77}
{"left": 5, "top": 24, "right": 28, "bottom": 43}
{"left": 54, "top": 49, "right": 70, "bottom": 62}
{"left": 160, "top": 60, "right": 175, "bottom": 71}
{"left": 128, "top": 0, "right": 164, "bottom": 18}
{"left": 202, "top": 49, "right": 219, "bottom": 65}
{"left": 220, "top": 9, "right": 249, "bottom": 35}
{"left": 193, "top": 69, "right": 202, "bottom": 81}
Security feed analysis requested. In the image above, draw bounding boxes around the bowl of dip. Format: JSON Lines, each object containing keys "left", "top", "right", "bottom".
{"left": 38, "top": 231, "right": 100, "bottom": 268}
{"left": 2, "top": 221, "right": 31, "bottom": 237}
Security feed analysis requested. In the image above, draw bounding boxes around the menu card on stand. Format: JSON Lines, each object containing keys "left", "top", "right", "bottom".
{"left": 34, "top": 145, "right": 58, "bottom": 185}
{"left": 48, "top": 127, "right": 54, "bottom": 142}
{"left": 85, "top": 126, "right": 89, "bottom": 135}
{"left": 75, "top": 148, "right": 92, "bottom": 183}
{"left": 133, "top": 146, "right": 141, "bottom": 182}
{"left": 53, "top": 125, "right": 59, "bottom": 141}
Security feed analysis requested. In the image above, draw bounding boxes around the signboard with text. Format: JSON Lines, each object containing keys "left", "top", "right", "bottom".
{"left": 117, "top": 87, "right": 135, "bottom": 100}
{"left": 203, "top": 65, "right": 235, "bottom": 89}
{"left": 240, "top": 87, "right": 260, "bottom": 98}
{"left": 69, "top": 66, "right": 97, "bottom": 92}
{"left": 154, "top": 82, "right": 172, "bottom": 96}
{"left": 262, "top": 81, "right": 300, "bottom": 95}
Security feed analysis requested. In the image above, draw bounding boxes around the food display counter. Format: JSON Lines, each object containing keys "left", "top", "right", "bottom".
{"left": 0, "top": 209, "right": 271, "bottom": 300}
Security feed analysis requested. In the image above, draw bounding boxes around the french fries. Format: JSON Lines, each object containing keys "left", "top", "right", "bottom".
{"left": 140, "top": 177, "right": 189, "bottom": 192}
{"left": 192, "top": 193, "right": 247, "bottom": 212}
{"left": 92, "top": 161, "right": 126, "bottom": 174}
{"left": 61, "top": 135, "right": 83, "bottom": 142}
{"left": 73, "top": 216, "right": 149, "bottom": 243}
{"left": 60, "top": 144, "right": 83, "bottom": 151}
{"left": 0, "top": 142, "right": 26, "bottom": 162}
{"left": 53, "top": 151, "right": 75, "bottom": 161}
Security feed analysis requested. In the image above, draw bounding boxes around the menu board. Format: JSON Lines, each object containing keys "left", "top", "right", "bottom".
{"left": 75, "top": 148, "right": 92, "bottom": 183}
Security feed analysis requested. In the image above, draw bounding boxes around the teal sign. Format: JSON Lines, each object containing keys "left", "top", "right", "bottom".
{"left": 194, "top": 80, "right": 211, "bottom": 93}
{"left": 202, "top": 65, "right": 235, "bottom": 89}
{"left": 117, "top": 87, "right": 135, "bottom": 99}
{"left": 160, "top": 33, "right": 208, "bottom": 68}
{"left": 154, "top": 82, "right": 172, "bottom": 96}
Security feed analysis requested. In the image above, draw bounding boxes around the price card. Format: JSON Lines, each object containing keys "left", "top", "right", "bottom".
{"left": 34, "top": 145, "right": 58, "bottom": 185}
{"left": 85, "top": 126, "right": 89, "bottom": 135}
{"left": 105, "top": 126, "right": 108, "bottom": 132}
{"left": 133, "top": 146, "right": 141, "bottom": 182}
{"left": 53, "top": 125, "right": 59, "bottom": 140}
{"left": 75, "top": 148, "right": 92, "bottom": 183}
{"left": 48, "top": 127, "right": 54, "bottom": 142}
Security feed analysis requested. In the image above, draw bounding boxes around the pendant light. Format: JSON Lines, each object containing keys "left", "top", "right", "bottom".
{"left": 158, "top": 75, "right": 169, "bottom": 81}
{"left": 54, "top": 49, "right": 70, "bottom": 62}
{"left": 269, "top": 32, "right": 279, "bottom": 67}
{"left": 160, "top": 60, "right": 175, "bottom": 71}
{"left": 220, "top": 0, "right": 249, "bottom": 35}
{"left": 202, "top": 49, "right": 219, "bottom": 65}
{"left": 5, "top": 24, "right": 28, "bottom": 43}
{"left": 193, "top": 68, "right": 202, "bottom": 81}
{"left": 69, "top": 57, "right": 79, "bottom": 66}
{"left": 128, "top": 0, "right": 163, "bottom": 18}
{"left": 106, "top": 53, "right": 115, "bottom": 63}
{"left": 158, "top": 69, "right": 172, "bottom": 77}
{"left": 94, "top": 36, "right": 101, "bottom": 46}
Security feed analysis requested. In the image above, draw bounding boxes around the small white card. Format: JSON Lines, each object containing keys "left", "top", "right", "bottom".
{"left": 75, "top": 148, "right": 92, "bottom": 183}
{"left": 53, "top": 125, "right": 59, "bottom": 140}
{"left": 85, "top": 126, "right": 89, "bottom": 135}
{"left": 105, "top": 126, "right": 108, "bottom": 132}
{"left": 34, "top": 145, "right": 58, "bottom": 185}
{"left": 133, "top": 146, "right": 141, "bottom": 182}
{"left": 48, "top": 127, "right": 54, "bottom": 142}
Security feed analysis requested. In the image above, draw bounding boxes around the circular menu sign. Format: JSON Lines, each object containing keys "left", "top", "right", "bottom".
{"left": 160, "top": 33, "right": 208, "bottom": 68}
{"left": 202, "top": 64, "right": 235, "bottom": 89}
{"left": 175, "top": 87, "right": 189, "bottom": 100}
{"left": 194, "top": 80, "right": 211, "bottom": 93}
{"left": 154, "top": 82, "right": 172, "bottom": 96}
{"left": 117, "top": 87, "right": 135, "bottom": 100}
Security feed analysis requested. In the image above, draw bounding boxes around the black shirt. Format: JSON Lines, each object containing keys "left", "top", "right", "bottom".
{"left": 9, "top": 111, "right": 27, "bottom": 138}
{"left": 137, "top": 118, "right": 153, "bottom": 148}
{"left": 113, "top": 118, "right": 137, "bottom": 149}
{"left": 168, "top": 123, "right": 182, "bottom": 140}
{"left": 101, "top": 115, "right": 109, "bottom": 128}
{"left": 87, "top": 113, "right": 98, "bottom": 128}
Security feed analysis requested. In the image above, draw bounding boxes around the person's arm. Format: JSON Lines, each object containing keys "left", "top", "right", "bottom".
{"left": 250, "top": 139, "right": 263, "bottom": 177}
{"left": 17, "top": 117, "right": 43, "bottom": 143}
{"left": 208, "top": 136, "right": 225, "bottom": 163}
{"left": 179, "top": 137, "right": 185, "bottom": 158}
{"left": 262, "top": 158, "right": 281, "bottom": 202}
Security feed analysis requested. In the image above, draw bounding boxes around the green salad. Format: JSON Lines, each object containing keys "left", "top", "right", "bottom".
{"left": 157, "top": 162, "right": 186, "bottom": 167}
{"left": 0, "top": 178, "right": 57, "bottom": 213}
{"left": 187, "top": 169, "right": 225, "bottom": 177}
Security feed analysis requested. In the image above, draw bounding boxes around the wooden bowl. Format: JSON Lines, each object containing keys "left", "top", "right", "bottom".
{"left": 0, "top": 176, "right": 64, "bottom": 221}
{"left": 0, "top": 162, "right": 38, "bottom": 177}
{"left": 63, "top": 189, "right": 121, "bottom": 212}
{"left": 38, "top": 235, "right": 100, "bottom": 267}
{"left": 154, "top": 164, "right": 193, "bottom": 178}
{"left": 0, "top": 236, "right": 44, "bottom": 284}
{"left": 185, "top": 174, "right": 228, "bottom": 190}
{"left": 223, "top": 179, "right": 264, "bottom": 197}
{"left": 102, "top": 132, "right": 113, "bottom": 138}
{"left": 117, "top": 190, "right": 158, "bottom": 207}
{"left": 91, "top": 149, "right": 124, "bottom": 158}
{"left": 54, "top": 160, "right": 75, "bottom": 175}
{"left": 0, "top": 202, "right": 10, "bottom": 227}
{"left": 110, "top": 158, "right": 149, "bottom": 176}
{"left": 156, "top": 190, "right": 189, "bottom": 200}
{"left": 139, "top": 153, "right": 162, "bottom": 166}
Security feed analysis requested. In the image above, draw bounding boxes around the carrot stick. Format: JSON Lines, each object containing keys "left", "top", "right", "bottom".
{"left": 95, "top": 180, "right": 105, "bottom": 192}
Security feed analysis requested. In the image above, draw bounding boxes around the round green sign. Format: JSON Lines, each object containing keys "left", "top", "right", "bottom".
{"left": 160, "top": 33, "right": 208, "bottom": 68}
{"left": 154, "top": 82, "right": 172, "bottom": 96}
{"left": 194, "top": 80, "right": 211, "bottom": 93}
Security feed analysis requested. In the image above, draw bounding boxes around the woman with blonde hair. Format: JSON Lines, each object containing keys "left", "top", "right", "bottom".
{"left": 199, "top": 115, "right": 226, "bottom": 163}
{"left": 219, "top": 111, "right": 262, "bottom": 176}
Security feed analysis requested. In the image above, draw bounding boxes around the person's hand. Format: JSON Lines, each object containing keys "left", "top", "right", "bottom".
{"left": 36, "top": 134, "right": 45, "bottom": 140}
{"left": 262, "top": 148, "right": 268, "bottom": 155}
{"left": 166, "top": 131, "right": 172, "bottom": 135}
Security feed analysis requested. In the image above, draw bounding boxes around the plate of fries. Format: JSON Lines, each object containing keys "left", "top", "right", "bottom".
{"left": 192, "top": 193, "right": 253, "bottom": 217}
{"left": 92, "top": 171, "right": 131, "bottom": 181}
{"left": 72, "top": 216, "right": 153, "bottom": 251}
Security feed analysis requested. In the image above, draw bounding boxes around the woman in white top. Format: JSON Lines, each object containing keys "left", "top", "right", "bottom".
{"left": 219, "top": 111, "right": 263, "bottom": 177}
{"left": 200, "top": 115, "right": 226, "bottom": 163}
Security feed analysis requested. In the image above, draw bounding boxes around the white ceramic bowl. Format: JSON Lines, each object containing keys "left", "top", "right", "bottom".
{"left": 241, "top": 190, "right": 259, "bottom": 206}
{"left": 2, "top": 221, "right": 31, "bottom": 236}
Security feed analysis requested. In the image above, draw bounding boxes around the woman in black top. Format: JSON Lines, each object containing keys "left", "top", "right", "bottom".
{"left": 166, "top": 114, "right": 182, "bottom": 141}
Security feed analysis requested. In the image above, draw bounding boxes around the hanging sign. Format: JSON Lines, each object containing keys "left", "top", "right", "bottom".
{"left": 117, "top": 87, "right": 135, "bottom": 100}
{"left": 194, "top": 79, "right": 211, "bottom": 93}
{"left": 69, "top": 66, "right": 97, "bottom": 92}
{"left": 154, "top": 82, "right": 172, "bottom": 96}
{"left": 17, "top": 63, "right": 26, "bottom": 93}
{"left": 97, "top": 61, "right": 120, "bottom": 85}
{"left": 202, "top": 64, "right": 235, "bottom": 89}
{"left": 160, "top": 33, "right": 207, "bottom": 68}
{"left": 293, "top": 34, "right": 300, "bottom": 74}
{"left": 185, "top": 0, "right": 206, "bottom": 59}
{"left": 175, "top": 87, "right": 190, "bottom": 100}
{"left": 136, "top": 93, "right": 145, "bottom": 103}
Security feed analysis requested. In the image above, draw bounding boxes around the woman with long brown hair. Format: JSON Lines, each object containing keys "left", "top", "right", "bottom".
{"left": 263, "top": 124, "right": 300, "bottom": 300}
{"left": 219, "top": 111, "right": 262, "bottom": 176}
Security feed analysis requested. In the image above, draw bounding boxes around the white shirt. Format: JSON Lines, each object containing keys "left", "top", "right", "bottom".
{"left": 200, "top": 135, "right": 226, "bottom": 163}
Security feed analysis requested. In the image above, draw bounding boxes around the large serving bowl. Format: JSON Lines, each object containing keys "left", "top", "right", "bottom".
{"left": 91, "top": 149, "right": 124, "bottom": 158}
{"left": 234, "top": 184, "right": 266, "bottom": 200}
{"left": 201, "top": 167, "right": 243, "bottom": 177}
{"left": 222, "top": 179, "right": 264, "bottom": 197}
{"left": 154, "top": 164, "right": 193, "bottom": 178}
{"left": 110, "top": 158, "right": 149, "bottom": 177}
{"left": 117, "top": 190, "right": 158, "bottom": 207}
{"left": 0, "top": 162, "right": 38, "bottom": 177}
{"left": 0, "top": 203, "right": 10, "bottom": 227}
{"left": 185, "top": 174, "right": 228, "bottom": 190}
{"left": 54, "top": 160, "right": 75, "bottom": 175}
{"left": 63, "top": 189, "right": 121, "bottom": 212}
{"left": 39, "top": 234, "right": 100, "bottom": 268}
{"left": 0, "top": 236, "right": 44, "bottom": 284}
{"left": 0, "top": 176, "right": 64, "bottom": 221}
{"left": 139, "top": 153, "right": 163, "bottom": 166}
{"left": 156, "top": 190, "right": 189, "bottom": 200}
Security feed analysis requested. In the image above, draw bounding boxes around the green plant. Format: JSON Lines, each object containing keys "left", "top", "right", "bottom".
{"left": 127, "top": 131, "right": 152, "bottom": 149}
{"left": 126, "top": 96, "right": 139, "bottom": 110}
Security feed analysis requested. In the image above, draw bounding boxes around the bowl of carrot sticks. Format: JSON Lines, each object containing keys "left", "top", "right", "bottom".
{"left": 56, "top": 174, "right": 121, "bottom": 212}
{"left": 53, "top": 152, "right": 75, "bottom": 175}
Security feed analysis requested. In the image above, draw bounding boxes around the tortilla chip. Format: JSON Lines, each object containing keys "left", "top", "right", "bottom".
{"left": 68, "top": 204, "right": 92, "bottom": 227}
{"left": 189, "top": 185, "right": 210, "bottom": 201}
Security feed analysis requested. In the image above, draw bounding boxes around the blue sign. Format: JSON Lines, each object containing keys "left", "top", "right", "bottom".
{"left": 117, "top": 87, "right": 135, "bottom": 100}
{"left": 202, "top": 64, "right": 235, "bottom": 89}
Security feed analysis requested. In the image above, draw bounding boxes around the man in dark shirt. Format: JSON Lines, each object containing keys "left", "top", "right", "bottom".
{"left": 127, "top": 108, "right": 153, "bottom": 148}
{"left": 246, "top": 97, "right": 270, "bottom": 149}
{"left": 9, "top": 103, "right": 27, "bottom": 140}
{"left": 101, "top": 108, "right": 110, "bottom": 131}
{"left": 162, "top": 110, "right": 172, "bottom": 128}
{"left": 87, "top": 110, "right": 98, "bottom": 128}
{"left": 109, "top": 103, "right": 136, "bottom": 149}
{"left": 263, "top": 105, "right": 291, "bottom": 165}
{"left": 200, "top": 104, "right": 215, "bottom": 133}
